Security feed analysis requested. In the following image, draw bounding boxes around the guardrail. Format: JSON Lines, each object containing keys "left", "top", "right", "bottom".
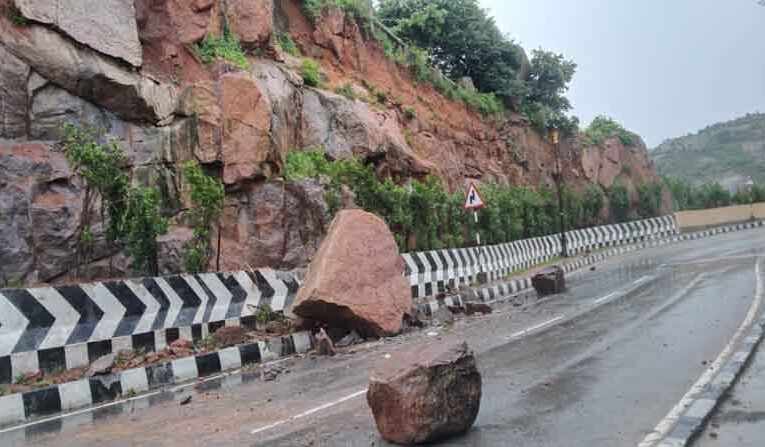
{"left": 402, "top": 215, "right": 678, "bottom": 299}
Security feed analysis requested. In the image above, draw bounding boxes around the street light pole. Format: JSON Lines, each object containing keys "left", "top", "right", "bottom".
{"left": 549, "top": 128, "right": 569, "bottom": 258}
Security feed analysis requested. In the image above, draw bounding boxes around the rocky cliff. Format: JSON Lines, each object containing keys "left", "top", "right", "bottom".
{"left": 653, "top": 113, "right": 765, "bottom": 189}
{"left": 0, "top": 0, "right": 666, "bottom": 286}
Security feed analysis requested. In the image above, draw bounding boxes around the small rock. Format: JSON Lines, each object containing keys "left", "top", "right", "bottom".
{"left": 426, "top": 332, "right": 438, "bottom": 337}
{"left": 710, "top": 432, "right": 718, "bottom": 439}
{"left": 213, "top": 326, "right": 248, "bottom": 347}
{"left": 336, "top": 330, "right": 363, "bottom": 348}
{"left": 431, "top": 307, "right": 454, "bottom": 326}
{"left": 447, "top": 305, "right": 465, "bottom": 315}
{"left": 170, "top": 339, "right": 193, "bottom": 350}
{"left": 88, "top": 354, "right": 117, "bottom": 377}
{"left": 315, "top": 328, "right": 336, "bottom": 356}
{"left": 465, "top": 302, "right": 493, "bottom": 316}
{"left": 180, "top": 395, "right": 192, "bottom": 406}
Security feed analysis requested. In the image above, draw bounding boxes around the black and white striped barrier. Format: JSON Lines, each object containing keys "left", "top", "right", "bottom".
{"left": 416, "top": 220, "right": 765, "bottom": 315}
{"left": 403, "top": 216, "right": 678, "bottom": 300}
{"left": 0, "top": 331, "right": 313, "bottom": 427}
{"left": 0, "top": 270, "right": 300, "bottom": 384}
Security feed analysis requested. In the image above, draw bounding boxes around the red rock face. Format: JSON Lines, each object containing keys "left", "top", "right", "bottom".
{"left": 291, "top": 209, "right": 413, "bottom": 337}
{"left": 367, "top": 341, "right": 482, "bottom": 444}
{"left": 226, "top": 0, "right": 274, "bottom": 49}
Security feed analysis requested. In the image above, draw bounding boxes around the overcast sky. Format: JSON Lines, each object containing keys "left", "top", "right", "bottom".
{"left": 480, "top": 0, "right": 765, "bottom": 147}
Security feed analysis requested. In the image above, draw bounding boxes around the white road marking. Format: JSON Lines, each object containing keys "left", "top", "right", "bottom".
{"left": 638, "top": 258, "right": 763, "bottom": 447}
{"left": 510, "top": 316, "right": 564, "bottom": 338}
{"left": 633, "top": 275, "right": 651, "bottom": 285}
{"left": 594, "top": 292, "right": 618, "bottom": 305}
{"left": 250, "top": 389, "right": 369, "bottom": 436}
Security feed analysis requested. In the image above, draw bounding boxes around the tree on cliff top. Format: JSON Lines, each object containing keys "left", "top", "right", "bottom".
{"left": 377, "top": 0, "right": 578, "bottom": 134}
{"left": 377, "top": 0, "right": 527, "bottom": 104}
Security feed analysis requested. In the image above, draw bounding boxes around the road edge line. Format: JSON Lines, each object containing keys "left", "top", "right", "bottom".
{"left": 639, "top": 258, "right": 765, "bottom": 447}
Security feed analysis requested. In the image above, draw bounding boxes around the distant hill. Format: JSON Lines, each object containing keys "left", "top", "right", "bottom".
{"left": 652, "top": 113, "right": 765, "bottom": 189}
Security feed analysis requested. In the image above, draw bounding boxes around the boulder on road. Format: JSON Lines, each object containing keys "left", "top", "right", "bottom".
{"left": 291, "top": 209, "right": 412, "bottom": 337}
{"left": 367, "top": 341, "right": 482, "bottom": 445}
{"left": 532, "top": 265, "right": 566, "bottom": 297}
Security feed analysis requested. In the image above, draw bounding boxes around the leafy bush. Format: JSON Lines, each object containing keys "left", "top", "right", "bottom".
{"left": 457, "top": 90, "right": 503, "bottom": 117}
{"left": 284, "top": 148, "right": 622, "bottom": 251}
{"left": 303, "top": 0, "right": 373, "bottom": 25}
{"left": 124, "top": 187, "right": 169, "bottom": 275}
{"left": 61, "top": 125, "right": 130, "bottom": 244}
{"left": 375, "top": 90, "right": 388, "bottom": 104}
{"left": 403, "top": 106, "right": 417, "bottom": 120}
{"left": 582, "top": 185, "right": 605, "bottom": 226}
{"left": 276, "top": 32, "right": 300, "bottom": 57}
{"left": 608, "top": 183, "right": 630, "bottom": 223}
{"left": 335, "top": 83, "right": 356, "bottom": 100}
{"left": 61, "top": 124, "right": 169, "bottom": 275}
{"left": 5, "top": 4, "right": 28, "bottom": 26}
{"left": 583, "top": 115, "right": 638, "bottom": 147}
{"left": 182, "top": 161, "right": 225, "bottom": 273}
{"left": 637, "top": 183, "right": 663, "bottom": 218}
{"left": 301, "top": 58, "right": 322, "bottom": 87}
{"left": 195, "top": 27, "right": 249, "bottom": 70}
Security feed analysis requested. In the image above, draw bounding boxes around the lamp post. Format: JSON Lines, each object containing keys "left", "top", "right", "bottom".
{"left": 549, "top": 127, "right": 569, "bottom": 258}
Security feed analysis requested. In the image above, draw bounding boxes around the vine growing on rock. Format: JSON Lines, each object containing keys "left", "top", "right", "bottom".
{"left": 61, "top": 124, "right": 168, "bottom": 276}
{"left": 182, "top": 161, "right": 225, "bottom": 273}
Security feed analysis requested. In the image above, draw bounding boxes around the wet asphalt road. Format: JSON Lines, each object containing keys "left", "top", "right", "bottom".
{"left": 4, "top": 229, "right": 765, "bottom": 447}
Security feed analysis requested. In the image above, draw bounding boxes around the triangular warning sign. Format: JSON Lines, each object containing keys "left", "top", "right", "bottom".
{"left": 464, "top": 183, "right": 486, "bottom": 210}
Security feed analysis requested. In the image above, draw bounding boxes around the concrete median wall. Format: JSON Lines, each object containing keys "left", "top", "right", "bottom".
{"left": 675, "top": 203, "right": 765, "bottom": 231}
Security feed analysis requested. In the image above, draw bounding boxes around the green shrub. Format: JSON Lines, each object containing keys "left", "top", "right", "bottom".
{"left": 403, "top": 106, "right": 416, "bottom": 121}
{"left": 609, "top": 183, "right": 630, "bottom": 223}
{"left": 5, "top": 4, "right": 28, "bottom": 26}
{"left": 457, "top": 89, "right": 504, "bottom": 117}
{"left": 182, "top": 161, "right": 225, "bottom": 273}
{"left": 637, "top": 183, "right": 663, "bottom": 218}
{"left": 195, "top": 27, "right": 249, "bottom": 70}
{"left": 61, "top": 124, "right": 169, "bottom": 276}
{"left": 583, "top": 115, "right": 638, "bottom": 147}
{"left": 301, "top": 59, "right": 322, "bottom": 87}
{"left": 283, "top": 148, "right": 619, "bottom": 251}
{"left": 375, "top": 90, "right": 388, "bottom": 104}
{"left": 302, "top": 0, "right": 372, "bottom": 25}
{"left": 335, "top": 83, "right": 356, "bottom": 100}
{"left": 124, "top": 187, "right": 169, "bottom": 275}
{"left": 276, "top": 32, "right": 300, "bottom": 57}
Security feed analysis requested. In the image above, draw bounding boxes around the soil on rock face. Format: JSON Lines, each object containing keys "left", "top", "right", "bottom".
{"left": 367, "top": 341, "right": 482, "bottom": 445}
{"left": 291, "top": 209, "right": 413, "bottom": 337}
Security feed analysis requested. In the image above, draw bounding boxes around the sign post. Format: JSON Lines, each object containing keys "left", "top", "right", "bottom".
{"left": 464, "top": 183, "right": 487, "bottom": 284}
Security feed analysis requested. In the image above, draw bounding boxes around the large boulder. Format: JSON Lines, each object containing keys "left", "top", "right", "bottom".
{"left": 367, "top": 341, "right": 482, "bottom": 444}
{"left": 291, "top": 209, "right": 412, "bottom": 337}
{"left": 13, "top": 0, "right": 143, "bottom": 66}
{"left": 0, "top": 15, "right": 176, "bottom": 124}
